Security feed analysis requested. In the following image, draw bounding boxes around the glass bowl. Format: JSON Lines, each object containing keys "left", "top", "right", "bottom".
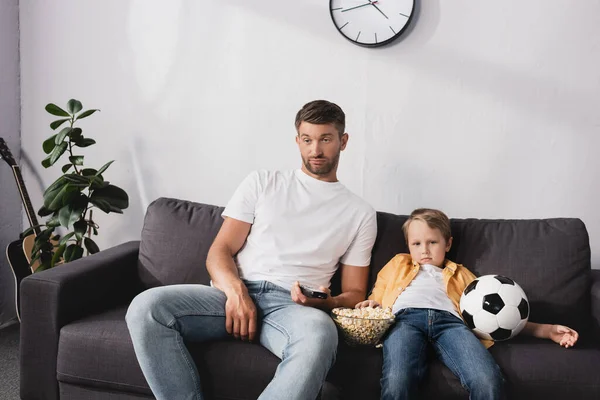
{"left": 331, "top": 307, "right": 396, "bottom": 346}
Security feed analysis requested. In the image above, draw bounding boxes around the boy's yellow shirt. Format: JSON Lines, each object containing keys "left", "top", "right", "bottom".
{"left": 368, "top": 253, "right": 494, "bottom": 349}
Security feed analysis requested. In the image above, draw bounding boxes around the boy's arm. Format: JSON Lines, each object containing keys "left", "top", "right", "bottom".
{"left": 521, "top": 322, "right": 579, "bottom": 348}
{"left": 368, "top": 257, "right": 399, "bottom": 304}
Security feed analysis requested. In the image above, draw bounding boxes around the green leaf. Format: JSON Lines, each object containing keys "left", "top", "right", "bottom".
{"left": 75, "top": 109, "right": 99, "bottom": 120}
{"left": 69, "top": 155, "right": 84, "bottom": 166}
{"left": 45, "top": 103, "right": 70, "bottom": 117}
{"left": 70, "top": 128, "right": 83, "bottom": 141}
{"left": 22, "top": 227, "right": 34, "bottom": 237}
{"left": 49, "top": 142, "right": 68, "bottom": 166}
{"left": 62, "top": 174, "right": 90, "bottom": 184}
{"left": 89, "top": 198, "right": 111, "bottom": 213}
{"left": 37, "top": 206, "right": 54, "bottom": 217}
{"left": 108, "top": 205, "right": 124, "bottom": 214}
{"left": 50, "top": 118, "right": 70, "bottom": 130}
{"left": 90, "top": 184, "right": 129, "bottom": 211}
{"left": 51, "top": 244, "right": 66, "bottom": 267}
{"left": 67, "top": 99, "right": 83, "bottom": 114}
{"left": 84, "top": 237, "right": 100, "bottom": 254}
{"left": 81, "top": 168, "right": 97, "bottom": 176}
{"left": 58, "top": 232, "right": 75, "bottom": 246}
{"left": 95, "top": 160, "right": 114, "bottom": 176}
{"left": 62, "top": 163, "right": 73, "bottom": 173}
{"left": 43, "top": 183, "right": 80, "bottom": 211}
{"left": 55, "top": 127, "right": 72, "bottom": 145}
{"left": 73, "top": 138, "right": 96, "bottom": 148}
{"left": 43, "top": 176, "right": 68, "bottom": 197}
{"left": 45, "top": 216, "right": 62, "bottom": 228}
{"left": 43, "top": 135, "right": 57, "bottom": 154}
{"left": 74, "top": 219, "right": 87, "bottom": 240}
{"left": 64, "top": 244, "right": 84, "bottom": 262}
{"left": 32, "top": 228, "right": 54, "bottom": 255}
{"left": 41, "top": 154, "right": 52, "bottom": 168}
{"left": 89, "top": 176, "right": 107, "bottom": 189}
{"left": 58, "top": 195, "right": 88, "bottom": 228}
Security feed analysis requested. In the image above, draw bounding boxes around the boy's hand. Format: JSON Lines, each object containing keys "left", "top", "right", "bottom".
{"left": 549, "top": 325, "right": 579, "bottom": 348}
{"left": 355, "top": 300, "right": 381, "bottom": 308}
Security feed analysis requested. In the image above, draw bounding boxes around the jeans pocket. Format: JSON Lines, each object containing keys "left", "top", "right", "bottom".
{"left": 394, "top": 308, "right": 409, "bottom": 317}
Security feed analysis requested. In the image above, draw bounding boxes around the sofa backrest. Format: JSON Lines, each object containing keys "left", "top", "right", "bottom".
{"left": 138, "top": 198, "right": 223, "bottom": 288}
{"left": 139, "top": 198, "right": 592, "bottom": 332}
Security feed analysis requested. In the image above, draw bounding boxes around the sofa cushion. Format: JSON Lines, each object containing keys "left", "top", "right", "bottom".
{"left": 138, "top": 198, "right": 224, "bottom": 288}
{"left": 57, "top": 306, "right": 281, "bottom": 399}
{"left": 329, "top": 336, "right": 600, "bottom": 400}
{"left": 57, "top": 306, "right": 152, "bottom": 395}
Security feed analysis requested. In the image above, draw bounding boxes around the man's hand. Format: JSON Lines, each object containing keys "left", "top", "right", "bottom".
{"left": 549, "top": 324, "right": 579, "bottom": 348}
{"left": 291, "top": 281, "right": 335, "bottom": 310}
{"left": 355, "top": 299, "right": 381, "bottom": 308}
{"left": 225, "top": 290, "right": 258, "bottom": 342}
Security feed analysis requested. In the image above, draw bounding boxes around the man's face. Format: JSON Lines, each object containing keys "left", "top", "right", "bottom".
{"left": 406, "top": 220, "right": 452, "bottom": 267}
{"left": 296, "top": 122, "right": 348, "bottom": 181}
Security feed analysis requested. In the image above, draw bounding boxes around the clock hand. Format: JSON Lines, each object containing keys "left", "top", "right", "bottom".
{"left": 368, "top": 0, "right": 388, "bottom": 19}
{"left": 342, "top": 1, "right": 378, "bottom": 12}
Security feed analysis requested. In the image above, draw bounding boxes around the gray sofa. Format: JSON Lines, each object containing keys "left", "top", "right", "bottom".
{"left": 20, "top": 197, "right": 600, "bottom": 399}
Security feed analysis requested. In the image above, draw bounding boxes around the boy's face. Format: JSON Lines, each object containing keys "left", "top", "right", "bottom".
{"left": 406, "top": 220, "right": 452, "bottom": 267}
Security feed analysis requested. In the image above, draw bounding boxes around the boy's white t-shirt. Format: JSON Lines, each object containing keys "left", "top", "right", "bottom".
{"left": 391, "top": 263, "right": 461, "bottom": 319}
{"left": 222, "top": 169, "right": 377, "bottom": 291}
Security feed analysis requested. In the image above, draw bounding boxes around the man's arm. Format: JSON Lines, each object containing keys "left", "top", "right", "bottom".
{"left": 291, "top": 264, "right": 369, "bottom": 310}
{"left": 206, "top": 217, "right": 257, "bottom": 341}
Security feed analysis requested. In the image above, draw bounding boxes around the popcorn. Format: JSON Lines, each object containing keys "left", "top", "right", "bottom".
{"left": 331, "top": 307, "right": 395, "bottom": 346}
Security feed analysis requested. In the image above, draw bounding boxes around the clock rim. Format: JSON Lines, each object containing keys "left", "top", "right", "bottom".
{"left": 328, "top": 0, "right": 415, "bottom": 48}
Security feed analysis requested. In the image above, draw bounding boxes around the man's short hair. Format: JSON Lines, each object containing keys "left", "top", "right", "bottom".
{"left": 294, "top": 100, "right": 345, "bottom": 137}
{"left": 402, "top": 208, "right": 452, "bottom": 243}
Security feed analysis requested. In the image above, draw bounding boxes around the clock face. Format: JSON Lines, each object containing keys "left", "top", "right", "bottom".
{"left": 329, "top": 0, "right": 415, "bottom": 47}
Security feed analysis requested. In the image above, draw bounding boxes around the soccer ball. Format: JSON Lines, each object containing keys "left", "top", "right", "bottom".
{"left": 459, "top": 275, "right": 530, "bottom": 341}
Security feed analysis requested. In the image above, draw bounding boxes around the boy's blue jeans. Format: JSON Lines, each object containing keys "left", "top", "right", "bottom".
{"left": 381, "top": 308, "right": 505, "bottom": 400}
{"left": 125, "top": 280, "right": 338, "bottom": 400}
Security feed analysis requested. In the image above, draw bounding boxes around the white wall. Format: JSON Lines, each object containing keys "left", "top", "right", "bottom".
{"left": 19, "top": 0, "right": 600, "bottom": 267}
{"left": 0, "top": 0, "right": 20, "bottom": 327}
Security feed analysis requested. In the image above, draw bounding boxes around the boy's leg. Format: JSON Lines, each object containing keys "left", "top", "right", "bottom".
{"left": 254, "top": 282, "right": 338, "bottom": 400}
{"left": 430, "top": 310, "right": 505, "bottom": 400}
{"left": 381, "top": 308, "right": 429, "bottom": 400}
{"left": 126, "top": 284, "right": 230, "bottom": 400}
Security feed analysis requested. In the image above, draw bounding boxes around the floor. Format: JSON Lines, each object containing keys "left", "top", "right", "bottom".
{"left": 0, "top": 322, "right": 20, "bottom": 400}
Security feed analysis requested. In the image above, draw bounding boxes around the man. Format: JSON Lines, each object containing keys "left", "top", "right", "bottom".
{"left": 126, "top": 100, "right": 377, "bottom": 400}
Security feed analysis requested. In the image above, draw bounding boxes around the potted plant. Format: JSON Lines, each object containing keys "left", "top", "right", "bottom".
{"left": 25, "top": 99, "right": 129, "bottom": 271}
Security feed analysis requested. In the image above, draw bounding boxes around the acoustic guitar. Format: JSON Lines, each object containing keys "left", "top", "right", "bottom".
{"left": 0, "top": 138, "right": 45, "bottom": 321}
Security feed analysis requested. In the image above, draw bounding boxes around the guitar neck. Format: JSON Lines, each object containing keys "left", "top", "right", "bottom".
{"left": 11, "top": 165, "right": 41, "bottom": 236}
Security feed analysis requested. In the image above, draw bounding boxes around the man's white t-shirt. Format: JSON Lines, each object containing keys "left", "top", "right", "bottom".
{"left": 222, "top": 169, "right": 377, "bottom": 291}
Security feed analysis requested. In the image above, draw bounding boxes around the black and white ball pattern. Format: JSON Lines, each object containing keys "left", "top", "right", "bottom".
{"left": 459, "top": 275, "right": 529, "bottom": 341}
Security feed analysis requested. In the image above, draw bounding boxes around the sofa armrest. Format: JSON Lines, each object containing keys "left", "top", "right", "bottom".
{"left": 592, "top": 269, "right": 600, "bottom": 333}
{"left": 19, "top": 240, "right": 141, "bottom": 400}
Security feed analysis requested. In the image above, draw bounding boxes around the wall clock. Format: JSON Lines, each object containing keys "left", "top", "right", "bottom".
{"left": 329, "top": 0, "right": 415, "bottom": 47}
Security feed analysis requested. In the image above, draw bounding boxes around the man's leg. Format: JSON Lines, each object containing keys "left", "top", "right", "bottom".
{"left": 431, "top": 310, "right": 505, "bottom": 400}
{"left": 253, "top": 282, "right": 338, "bottom": 400}
{"left": 380, "top": 308, "right": 429, "bottom": 400}
{"left": 125, "top": 284, "right": 229, "bottom": 400}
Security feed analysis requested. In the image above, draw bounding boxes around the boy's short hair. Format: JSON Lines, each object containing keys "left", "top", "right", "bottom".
{"left": 402, "top": 208, "right": 452, "bottom": 243}
{"left": 294, "top": 100, "right": 345, "bottom": 137}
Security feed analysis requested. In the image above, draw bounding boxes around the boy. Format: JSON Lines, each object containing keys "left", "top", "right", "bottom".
{"left": 356, "top": 208, "right": 578, "bottom": 400}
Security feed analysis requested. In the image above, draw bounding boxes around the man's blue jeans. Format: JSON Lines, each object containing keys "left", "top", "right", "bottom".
{"left": 125, "top": 280, "right": 338, "bottom": 400}
{"left": 381, "top": 308, "right": 505, "bottom": 400}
